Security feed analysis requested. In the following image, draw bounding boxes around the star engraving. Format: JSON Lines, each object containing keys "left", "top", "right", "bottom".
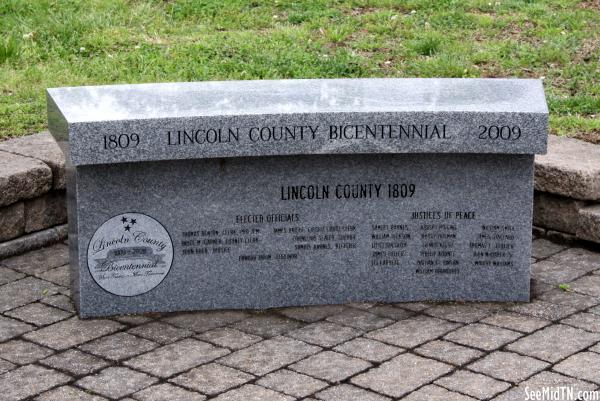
{"left": 124, "top": 225, "right": 131, "bottom": 232}
{"left": 121, "top": 216, "right": 128, "bottom": 224}
{"left": 130, "top": 218, "right": 137, "bottom": 225}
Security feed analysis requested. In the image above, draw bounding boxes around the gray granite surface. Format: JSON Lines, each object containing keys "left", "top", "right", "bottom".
{"left": 48, "top": 78, "right": 548, "bottom": 166}
{"left": 71, "top": 154, "right": 533, "bottom": 317}
{"left": 46, "top": 78, "right": 548, "bottom": 317}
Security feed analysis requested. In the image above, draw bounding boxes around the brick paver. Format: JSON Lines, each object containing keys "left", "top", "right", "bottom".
{"left": 480, "top": 311, "right": 551, "bottom": 333}
{"left": 436, "top": 370, "right": 511, "bottom": 399}
{"left": 23, "top": 316, "right": 123, "bottom": 350}
{"left": 212, "top": 384, "right": 293, "bottom": 401}
{"left": 287, "top": 321, "right": 361, "bottom": 347}
{"left": 0, "top": 315, "right": 34, "bottom": 341}
{"left": 40, "top": 293, "right": 75, "bottom": 312}
{"left": 368, "top": 304, "right": 414, "bottom": 320}
{"left": 0, "top": 364, "right": 71, "bottom": 401}
{"left": 0, "top": 268, "right": 24, "bottom": 285}
{"left": 552, "top": 352, "right": 600, "bottom": 385}
{"left": 367, "top": 315, "right": 460, "bottom": 348}
{"left": 414, "top": 339, "right": 484, "bottom": 366}
{"left": 0, "top": 358, "right": 16, "bottom": 374}
{"left": 532, "top": 238, "right": 568, "bottom": 259}
{"left": 560, "top": 311, "right": 600, "bottom": 332}
{"left": 506, "top": 324, "right": 600, "bottom": 362}
{"left": 133, "top": 383, "right": 207, "bottom": 401}
{"left": 570, "top": 275, "right": 600, "bottom": 297}
{"left": 0, "top": 276, "right": 61, "bottom": 312}
{"left": 277, "top": 304, "right": 345, "bottom": 322}
{"left": 538, "top": 288, "right": 599, "bottom": 310}
{"left": 326, "top": 307, "right": 393, "bottom": 330}
{"left": 170, "top": 362, "right": 253, "bottom": 395}
{"left": 509, "top": 299, "right": 578, "bottom": 321}
{"left": 163, "top": 310, "right": 248, "bottom": 333}
{"left": 0, "top": 339, "right": 53, "bottom": 364}
{"left": 1, "top": 239, "right": 600, "bottom": 400}
{"left": 351, "top": 353, "right": 452, "bottom": 398}
{"left": 79, "top": 332, "right": 158, "bottom": 361}
{"left": 124, "top": 338, "right": 229, "bottom": 378}
{"left": 402, "top": 384, "right": 477, "bottom": 401}
{"left": 2, "top": 244, "right": 68, "bottom": 275}
{"left": 315, "top": 383, "right": 391, "bottom": 401}
{"left": 40, "top": 350, "right": 109, "bottom": 377}
{"left": 219, "top": 335, "right": 321, "bottom": 375}
{"left": 196, "top": 326, "right": 262, "bottom": 349}
{"left": 257, "top": 369, "right": 327, "bottom": 397}
{"left": 38, "top": 264, "right": 69, "bottom": 286}
{"left": 5, "top": 302, "right": 72, "bottom": 326}
{"left": 424, "top": 303, "right": 490, "bottom": 323}
{"left": 127, "top": 321, "right": 193, "bottom": 344}
{"left": 36, "top": 385, "right": 108, "bottom": 401}
{"left": 232, "top": 314, "right": 302, "bottom": 337}
{"left": 547, "top": 247, "right": 600, "bottom": 272}
{"left": 443, "top": 323, "right": 522, "bottom": 351}
{"left": 333, "top": 337, "right": 403, "bottom": 362}
{"left": 76, "top": 367, "right": 158, "bottom": 399}
{"left": 493, "top": 371, "right": 598, "bottom": 401}
{"left": 290, "top": 350, "right": 372, "bottom": 382}
{"left": 467, "top": 351, "right": 549, "bottom": 383}
{"left": 531, "top": 259, "right": 589, "bottom": 285}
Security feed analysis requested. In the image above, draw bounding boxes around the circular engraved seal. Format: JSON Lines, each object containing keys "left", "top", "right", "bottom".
{"left": 87, "top": 213, "right": 173, "bottom": 297}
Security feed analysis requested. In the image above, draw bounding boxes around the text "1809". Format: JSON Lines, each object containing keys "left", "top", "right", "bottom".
{"left": 103, "top": 134, "right": 140, "bottom": 150}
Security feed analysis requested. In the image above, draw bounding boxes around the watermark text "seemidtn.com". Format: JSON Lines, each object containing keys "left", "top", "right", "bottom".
{"left": 525, "top": 387, "right": 600, "bottom": 401}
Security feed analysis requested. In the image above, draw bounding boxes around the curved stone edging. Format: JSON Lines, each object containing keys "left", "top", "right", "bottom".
{"left": 0, "top": 224, "right": 67, "bottom": 259}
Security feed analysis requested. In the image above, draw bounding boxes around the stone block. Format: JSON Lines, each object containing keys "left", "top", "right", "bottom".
{"left": 0, "top": 151, "right": 51, "bottom": 207}
{"left": 0, "top": 202, "right": 24, "bottom": 241}
{"left": 0, "top": 131, "right": 66, "bottom": 189}
{"left": 535, "top": 135, "right": 600, "bottom": 200}
{"left": 24, "top": 190, "right": 67, "bottom": 233}
{"left": 576, "top": 204, "right": 600, "bottom": 243}
{"left": 533, "top": 191, "right": 586, "bottom": 234}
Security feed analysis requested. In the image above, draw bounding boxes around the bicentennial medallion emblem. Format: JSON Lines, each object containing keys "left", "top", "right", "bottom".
{"left": 87, "top": 213, "right": 173, "bottom": 296}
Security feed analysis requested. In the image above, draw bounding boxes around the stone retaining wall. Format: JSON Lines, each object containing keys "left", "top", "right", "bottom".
{"left": 0, "top": 132, "right": 598, "bottom": 257}
{"left": 534, "top": 135, "right": 600, "bottom": 244}
{"left": 0, "top": 132, "right": 67, "bottom": 258}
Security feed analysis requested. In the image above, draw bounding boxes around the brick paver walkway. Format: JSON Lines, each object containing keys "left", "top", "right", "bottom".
{"left": 1, "top": 238, "right": 599, "bottom": 400}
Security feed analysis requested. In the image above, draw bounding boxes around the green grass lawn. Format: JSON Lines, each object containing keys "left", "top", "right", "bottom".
{"left": 1, "top": 0, "right": 598, "bottom": 140}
